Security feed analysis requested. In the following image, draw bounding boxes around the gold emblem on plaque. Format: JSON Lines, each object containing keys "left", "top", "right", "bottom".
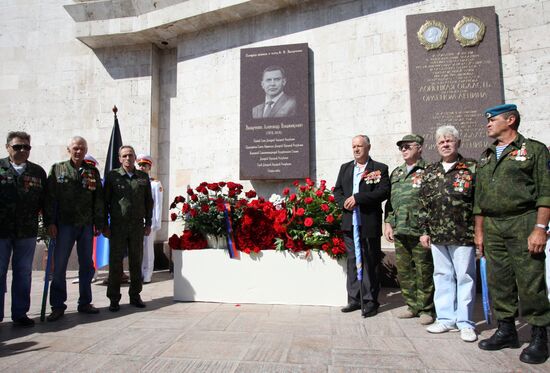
{"left": 454, "top": 16, "right": 486, "bottom": 47}
{"left": 417, "top": 20, "right": 448, "bottom": 50}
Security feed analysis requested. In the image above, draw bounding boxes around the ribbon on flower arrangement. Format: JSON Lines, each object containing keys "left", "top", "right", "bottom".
{"left": 223, "top": 202, "right": 240, "bottom": 259}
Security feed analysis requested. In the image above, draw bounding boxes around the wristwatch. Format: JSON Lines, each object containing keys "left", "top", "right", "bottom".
{"left": 534, "top": 223, "right": 548, "bottom": 231}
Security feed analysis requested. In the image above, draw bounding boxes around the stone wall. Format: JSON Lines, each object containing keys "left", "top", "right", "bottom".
{"left": 1, "top": 0, "right": 549, "bottom": 248}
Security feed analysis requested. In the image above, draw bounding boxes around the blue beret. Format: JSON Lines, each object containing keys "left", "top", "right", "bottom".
{"left": 484, "top": 104, "right": 517, "bottom": 119}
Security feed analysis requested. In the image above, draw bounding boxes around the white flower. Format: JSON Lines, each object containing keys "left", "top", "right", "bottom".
{"left": 269, "top": 193, "right": 284, "bottom": 210}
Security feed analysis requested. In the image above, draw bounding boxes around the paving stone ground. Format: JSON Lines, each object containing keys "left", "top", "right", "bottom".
{"left": 1, "top": 270, "right": 549, "bottom": 372}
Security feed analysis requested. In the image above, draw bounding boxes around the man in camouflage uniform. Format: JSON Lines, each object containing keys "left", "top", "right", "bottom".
{"left": 0, "top": 131, "right": 47, "bottom": 327}
{"left": 103, "top": 145, "right": 153, "bottom": 311}
{"left": 45, "top": 136, "right": 104, "bottom": 321}
{"left": 419, "top": 125, "right": 478, "bottom": 343}
{"left": 384, "top": 134, "right": 434, "bottom": 325}
{"left": 474, "top": 104, "right": 550, "bottom": 364}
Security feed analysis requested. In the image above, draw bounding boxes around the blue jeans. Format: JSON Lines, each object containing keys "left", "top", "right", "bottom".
{"left": 49, "top": 224, "right": 95, "bottom": 310}
{"left": 431, "top": 244, "right": 476, "bottom": 330}
{"left": 0, "top": 238, "right": 37, "bottom": 321}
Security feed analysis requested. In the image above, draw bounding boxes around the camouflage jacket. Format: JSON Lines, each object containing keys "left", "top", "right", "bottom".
{"left": 104, "top": 167, "right": 153, "bottom": 227}
{"left": 473, "top": 133, "right": 550, "bottom": 217}
{"left": 0, "top": 157, "right": 47, "bottom": 239}
{"left": 45, "top": 160, "right": 104, "bottom": 229}
{"left": 418, "top": 155, "right": 477, "bottom": 245}
{"left": 385, "top": 159, "right": 427, "bottom": 237}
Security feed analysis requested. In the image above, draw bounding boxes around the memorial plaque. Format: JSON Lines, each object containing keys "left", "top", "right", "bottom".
{"left": 407, "top": 7, "right": 503, "bottom": 161}
{"left": 240, "top": 43, "right": 309, "bottom": 180}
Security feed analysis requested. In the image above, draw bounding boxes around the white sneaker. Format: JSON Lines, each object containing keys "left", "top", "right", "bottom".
{"left": 460, "top": 328, "right": 477, "bottom": 342}
{"left": 426, "top": 322, "right": 458, "bottom": 334}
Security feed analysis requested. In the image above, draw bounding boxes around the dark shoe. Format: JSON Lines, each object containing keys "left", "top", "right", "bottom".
{"left": 341, "top": 303, "right": 361, "bottom": 313}
{"left": 519, "top": 326, "right": 549, "bottom": 364}
{"left": 479, "top": 320, "right": 520, "bottom": 350}
{"left": 46, "top": 309, "right": 65, "bottom": 322}
{"left": 77, "top": 304, "right": 100, "bottom": 314}
{"left": 130, "top": 297, "right": 146, "bottom": 308}
{"left": 362, "top": 304, "right": 379, "bottom": 318}
{"left": 13, "top": 316, "right": 35, "bottom": 328}
{"left": 109, "top": 301, "right": 120, "bottom": 312}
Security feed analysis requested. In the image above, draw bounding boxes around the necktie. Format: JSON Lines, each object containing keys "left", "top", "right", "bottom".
{"left": 263, "top": 101, "right": 274, "bottom": 118}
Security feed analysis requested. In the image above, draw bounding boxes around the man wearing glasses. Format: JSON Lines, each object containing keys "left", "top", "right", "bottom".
{"left": 0, "top": 131, "right": 47, "bottom": 327}
{"left": 384, "top": 134, "right": 434, "bottom": 325}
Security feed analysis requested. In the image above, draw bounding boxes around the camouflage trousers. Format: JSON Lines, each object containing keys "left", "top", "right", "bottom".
{"left": 484, "top": 212, "right": 550, "bottom": 326}
{"left": 395, "top": 235, "right": 435, "bottom": 315}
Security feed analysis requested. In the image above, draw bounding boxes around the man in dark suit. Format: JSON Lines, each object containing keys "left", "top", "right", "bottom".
{"left": 252, "top": 65, "right": 296, "bottom": 119}
{"left": 334, "top": 135, "right": 390, "bottom": 317}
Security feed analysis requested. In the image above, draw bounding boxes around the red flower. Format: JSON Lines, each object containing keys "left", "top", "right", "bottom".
{"left": 321, "top": 204, "right": 329, "bottom": 212}
{"left": 176, "top": 195, "right": 185, "bottom": 203}
{"left": 326, "top": 214, "right": 335, "bottom": 223}
{"left": 228, "top": 189, "right": 236, "bottom": 197}
{"left": 170, "top": 212, "right": 177, "bottom": 221}
{"left": 304, "top": 217, "right": 314, "bottom": 227}
{"left": 207, "top": 182, "right": 220, "bottom": 191}
{"left": 190, "top": 194, "right": 198, "bottom": 201}
{"left": 190, "top": 209, "right": 198, "bottom": 217}
{"left": 299, "top": 185, "right": 307, "bottom": 192}
{"left": 316, "top": 190, "right": 323, "bottom": 197}
{"left": 289, "top": 194, "right": 297, "bottom": 201}
{"left": 296, "top": 208, "right": 305, "bottom": 216}
{"left": 181, "top": 203, "right": 190, "bottom": 213}
{"left": 201, "top": 204, "right": 210, "bottom": 213}
{"left": 245, "top": 190, "right": 257, "bottom": 198}
{"left": 218, "top": 181, "right": 226, "bottom": 187}
{"left": 226, "top": 181, "right": 238, "bottom": 189}
{"left": 328, "top": 195, "right": 335, "bottom": 202}
{"left": 168, "top": 234, "right": 181, "bottom": 249}
{"left": 306, "top": 178, "right": 314, "bottom": 186}
{"left": 186, "top": 188, "right": 194, "bottom": 196}
{"left": 304, "top": 197, "right": 314, "bottom": 204}
{"left": 293, "top": 180, "right": 299, "bottom": 186}
{"left": 283, "top": 187, "right": 290, "bottom": 195}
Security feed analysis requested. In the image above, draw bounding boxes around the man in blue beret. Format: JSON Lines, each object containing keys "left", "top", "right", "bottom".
{"left": 474, "top": 104, "right": 550, "bottom": 364}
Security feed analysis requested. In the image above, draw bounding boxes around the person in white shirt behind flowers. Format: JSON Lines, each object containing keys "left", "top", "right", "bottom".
{"left": 136, "top": 154, "right": 163, "bottom": 284}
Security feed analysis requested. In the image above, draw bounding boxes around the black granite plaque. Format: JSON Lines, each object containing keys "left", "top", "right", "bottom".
{"left": 407, "top": 7, "right": 503, "bottom": 161}
{"left": 240, "top": 43, "right": 309, "bottom": 180}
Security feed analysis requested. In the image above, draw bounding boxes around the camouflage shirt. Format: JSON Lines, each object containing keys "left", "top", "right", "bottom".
{"left": 473, "top": 133, "right": 550, "bottom": 217}
{"left": 385, "top": 159, "right": 427, "bottom": 237}
{"left": 104, "top": 167, "right": 153, "bottom": 227}
{"left": 418, "top": 155, "right": 477, "bottom": 246}
{"left": 0, "top": 157, "right": 47, "bottom": 239}
{"left": 45, "top": 160, "right": 104, "bottom": 229}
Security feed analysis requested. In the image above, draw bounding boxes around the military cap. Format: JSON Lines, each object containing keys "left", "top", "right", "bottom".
{"left": 136, "top": 154, "right": 153, "bottom": 166}
{"left": 484, "top": 104, "right": 517, "bottom": 119}
{"left": 397, "top": 134, "right": 424, "bottom": 147}
{"left": 84, "top": 154, "right": 98, "bottom": 167}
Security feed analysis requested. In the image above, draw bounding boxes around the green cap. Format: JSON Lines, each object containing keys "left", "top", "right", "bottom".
{"left": 396, "top": 134, "right": 424, "bottom": 147}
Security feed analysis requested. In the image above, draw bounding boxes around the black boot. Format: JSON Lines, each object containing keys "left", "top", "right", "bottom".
{"left": 479, "top": 319, "right": 520, "bottom": 350}
{"left": 519, "top": 326, "right": 549, "bottom": 364}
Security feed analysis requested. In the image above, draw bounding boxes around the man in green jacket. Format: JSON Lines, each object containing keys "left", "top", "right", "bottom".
{"left": 384, "top": 134, "right": 434, "bottom": 325}
{"left": 475, "top": 104, "right": 550, "bottom": 364}
{"left": 103, "top": 145, "right": 153, "bottom": 312}
{"left": 0, "top": 131, "right": 47, "bottom": 327}
{"left": 45, "top": 136, "right": 104, "bottom": 321}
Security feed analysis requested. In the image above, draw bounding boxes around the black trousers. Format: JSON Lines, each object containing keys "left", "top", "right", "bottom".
{"left": 344, "top": 231, "right": 382, "bottom": 307}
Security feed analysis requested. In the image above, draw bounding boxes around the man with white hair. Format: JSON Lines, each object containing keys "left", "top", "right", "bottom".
{"left": 136, "top": 154, "right": 163, "bottom": 284}
{"left": 419, "top": 125, "right": 478, "bottom": 342}
{"left": 45, "top": 136, "right": 104, "bottom": 321}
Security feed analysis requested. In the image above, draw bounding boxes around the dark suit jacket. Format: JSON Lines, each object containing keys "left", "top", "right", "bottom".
{"left": 252, "top": 93, "right": 297, "bottom": 119}
{"left": 333, "top": 158, "right": 390, "bottom": 238}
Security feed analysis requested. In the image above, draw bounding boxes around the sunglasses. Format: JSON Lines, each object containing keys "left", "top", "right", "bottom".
{"left": 399, "top": 144, "right": 417, "bottom": 151}
{"left": 10, "top": 144, "right": 32, "bottom": 151}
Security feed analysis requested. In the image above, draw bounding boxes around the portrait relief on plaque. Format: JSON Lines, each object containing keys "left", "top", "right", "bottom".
{"left": 417, "top": 20, "right": 448, "bottom": 50}
{"left": 240, "top": 43, "right": 310, "bottom": 180}
{"left": 454, "top": 16, "right": 486, "bottom": 47}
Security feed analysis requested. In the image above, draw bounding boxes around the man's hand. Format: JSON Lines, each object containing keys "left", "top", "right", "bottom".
{"left": 48, "top": 224, "right": 57, "bottom": 238}
{"left": 102, "top": 227, "right": 111, "bottom": 239}
{"left": 144, "top": 226, "right": 152, "bottom": 237}
{"left": 343, "top": 195, "right": 356, "bottom": 211}
{"left": 383, "top": 223, "right": 394, "bottom": 243}
{"left": 527, "top": 227, "right": 547, "bottom": 254}
{"left": 420, "top": 235, "right": 431, "bottom": 249}
{"left": 474, "top": 231, "right": 484, "bottom": 256}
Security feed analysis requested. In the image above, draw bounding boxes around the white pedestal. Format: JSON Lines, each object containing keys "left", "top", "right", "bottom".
{"left": 173, "top": 249, "right": 348, "bottom": 306}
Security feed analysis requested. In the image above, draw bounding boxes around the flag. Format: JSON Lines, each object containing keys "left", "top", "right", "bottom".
{"left": 480, "top": 256, "right": 492, "bottom": 325}
{"left": 93, "top": 106, "right": 123, "bottom": 270}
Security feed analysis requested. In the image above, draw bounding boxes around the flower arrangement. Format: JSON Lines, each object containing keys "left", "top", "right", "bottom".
{"left": 275, "top": 178, "right": 346, "bottom": 259}
{"left": 168, "top": 179, "right": 346, "bottom": 260}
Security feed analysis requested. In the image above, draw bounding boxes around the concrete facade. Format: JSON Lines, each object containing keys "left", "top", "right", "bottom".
{"left": 1, "top": 0, "right": 549, "bottom": 245}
